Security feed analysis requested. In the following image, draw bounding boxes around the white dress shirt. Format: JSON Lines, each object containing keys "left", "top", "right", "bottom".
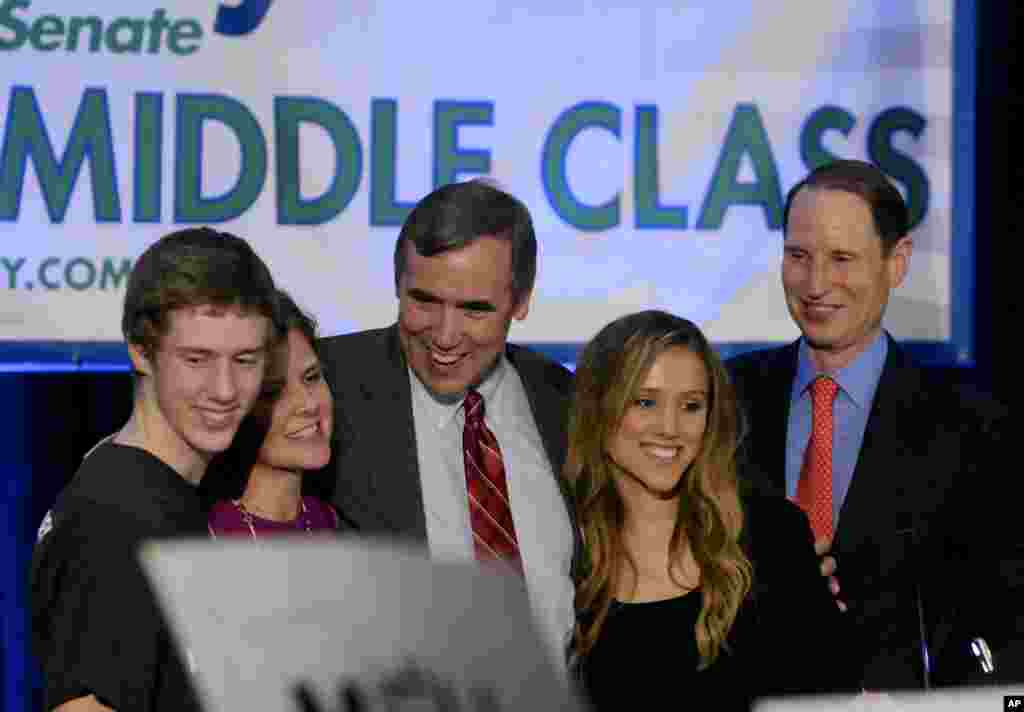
{"left": 409, "top": 356, "right": 575, "bottom": 672}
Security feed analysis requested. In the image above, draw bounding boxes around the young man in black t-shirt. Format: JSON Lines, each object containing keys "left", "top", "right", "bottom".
{"left": 31, "top": 228, "right": 280, "bottom": 712}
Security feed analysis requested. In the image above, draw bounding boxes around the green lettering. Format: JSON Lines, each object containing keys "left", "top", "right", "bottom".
{"left": 2, "top": 257, "right": 25, "bottom": 288}
{"left": 29, "top": 14, "right": 63, "bottom": 51}
{"left": 175, "top": 94, "right": 267, "bottom": 223}
{"left": 38, "top": 257, "right": 60, "bottom": 289}
{"left": 868, "top": 107, "right": 929, "bottom": 231}
{"left": 0, "top": 6, "right": 198, "bottom": 55}
{"left": 635, "top": 105, "right": 687, "bottom": 229}
{"left": 275, "top": 96, "right": 363, "bottom": 225}
{"left": 146, "top": 9, "right": 170, "bottom": 54}
{"left": 697, "top": 103, "right": 782, "bottom": 230}
{"left": 134, "top": 93, "right": 162, "bottom": 222}
{"left": 168, "top": 19, "right": 201, "bottom": 56}
{"left": 541, "top": 101, "right": 621, "bottom": 232}
{"left": 66, "top": 15, "right": 101, "bottom": 52}
{"left": 369, "top": 98, "right": 415, "bottom": 226}
{"left": 0, "top": 0, "right": 29, "bottom": 51}
{"left": 800, "top": 105, "right": 856, "bottom": 171}
{"left": 64, "top": 257, "right": 95, "bottom": 290}
{"left": 0, "top": 86, "right": 121, "bottom": 222}
{"left": 105, "top": 16, "right": 144, "bottom": 54}
{"left": 433, "top": 101, "right": 492, "bottom": 187}
{"left": 99, "top": 257, "right": 131, "bottom": 290}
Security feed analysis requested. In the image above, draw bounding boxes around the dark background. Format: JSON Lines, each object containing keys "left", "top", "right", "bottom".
{"left": 1, "top": 3, "right": 1016, "bottom": 711}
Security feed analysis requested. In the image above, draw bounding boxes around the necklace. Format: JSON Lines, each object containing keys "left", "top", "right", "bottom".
{"left": 234, "top": 498, "right": 312, "bottom": 538}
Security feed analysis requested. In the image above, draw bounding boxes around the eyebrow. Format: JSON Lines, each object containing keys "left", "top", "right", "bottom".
{"left": 175, "top": 346, "right": 265, "bottom": 357}
{"left": 406, "top": 288, "right": 497, "bottom": 311}
{"left": 636, "top": 387, "right": 708, "bottom": 396}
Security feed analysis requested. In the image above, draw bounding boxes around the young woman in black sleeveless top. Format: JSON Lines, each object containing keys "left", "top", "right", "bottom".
{"left": 566, "top": 311, "right": 855, "bottom": 710}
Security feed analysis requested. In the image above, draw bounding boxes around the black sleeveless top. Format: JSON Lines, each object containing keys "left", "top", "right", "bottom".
{"left": 575, "top": 496, "right": 859, "bottom": 711}
{"left": 583, "top": 592, "right": 704, "bottom": 710}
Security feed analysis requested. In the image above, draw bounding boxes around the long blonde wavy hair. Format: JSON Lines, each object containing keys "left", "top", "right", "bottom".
{"left": 568, "top": 310, "right": 752, "bottom": 669}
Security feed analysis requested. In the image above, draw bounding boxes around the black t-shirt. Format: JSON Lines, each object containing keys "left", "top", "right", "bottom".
{"left": 31, "top": 442, "right": 208, "bottom": 712}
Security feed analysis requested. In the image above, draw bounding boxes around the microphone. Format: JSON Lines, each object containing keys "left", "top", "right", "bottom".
{"left": 904, "top": 525, "right": 998, "bottom": 686}
{"left": 970, "top": 637, "right": 996, "bottom": 675}
{"left": 900, "top": 526, "right": 931, "bottom": 690}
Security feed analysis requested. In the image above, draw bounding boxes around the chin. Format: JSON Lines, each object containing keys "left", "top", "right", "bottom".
{"left": 306, "top": 454, "right": 331, "bottom": 471}
{"left": 429, "top": 380, "right": 465, "bottom": 397}
{"left": 803, "top": 331, "right": 843, "bottom": 352}
{"left": 646, "top": 481, "right": 683, "bottom": 499}
{"left": 189, "top": 431, "right": 237, "bottom": 458}
{"left": 300, "top": 446, "right": 332, "bottom": 471}
{"left": 419, "top": 376, "right": 473, "bottom": 402}
{"left": 621, "top": 470, "right": 684, "bottom": 500}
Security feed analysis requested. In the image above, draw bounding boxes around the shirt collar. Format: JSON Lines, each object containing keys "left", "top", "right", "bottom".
{"left": 409, "top": 354, "right": 509, "bottom": 430}
{"left": 793, "top": 331, "right": 888, "bottom": 408}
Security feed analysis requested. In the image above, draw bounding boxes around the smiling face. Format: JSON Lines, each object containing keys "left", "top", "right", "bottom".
{"left": 397, "top": 236, "right": 530, "bottom": 399}
{"left": 129, "top": 304, "right": 271, "bottom": 466}
{"left": 606, "top": 346, "right": 709, "bottom": 501}
{"left": 782, "top": 187, "right": 911, "bottom": 371}
{"left": 255, "top": 328, "right": 334, "bottom": 473}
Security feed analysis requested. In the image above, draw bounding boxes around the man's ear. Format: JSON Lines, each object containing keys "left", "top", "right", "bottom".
{"left": 127, "top": 342, "right": 154, "bottom": 377}
{"left": 512, "top": 289, "right": 532, "bottom": 321}
{"left": 887, "top": 236, "right": 913, "bottom": 289}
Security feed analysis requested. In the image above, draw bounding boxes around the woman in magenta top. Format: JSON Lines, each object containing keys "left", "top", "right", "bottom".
{"left": 206, "top": 290, "right": 340, "bottom": 537}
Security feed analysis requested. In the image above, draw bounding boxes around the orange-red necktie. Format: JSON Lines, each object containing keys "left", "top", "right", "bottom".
{"left": 796, "top": 376, "right": 839, "bottom": 541}
{"left": 463, "top": 389, "right": 523, "bottom": 575}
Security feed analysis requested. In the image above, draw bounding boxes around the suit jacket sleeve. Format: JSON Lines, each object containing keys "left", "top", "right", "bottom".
{"left": 743, "top": 494, "right": 861, "bottom": 698}
{"left": 938, "top": 393, "right": 1022, "bottom": 683}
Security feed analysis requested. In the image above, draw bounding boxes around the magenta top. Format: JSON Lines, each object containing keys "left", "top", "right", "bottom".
{"left": 208, "top": 496, "right": 339, "bottom": 538}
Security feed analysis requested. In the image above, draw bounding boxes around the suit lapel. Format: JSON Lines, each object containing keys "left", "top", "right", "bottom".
{"left": 351, "top": 325, "right": 427, "bottom": 538}
{"left": 748, "top": 342, "right": 799, "bottom": 494}
{"left": 349, "top": 339, "right": 570, "bottom": 544}
{"left": 834, "top": 338, "right": 921, "bottom": 556}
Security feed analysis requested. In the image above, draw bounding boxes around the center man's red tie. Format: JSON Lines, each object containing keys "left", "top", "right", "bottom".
{"left": 462, "top": 389, "right": 523, "bottom": 575}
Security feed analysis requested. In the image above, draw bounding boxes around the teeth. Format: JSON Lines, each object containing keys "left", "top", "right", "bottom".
{"left": 646, "top": 447, "right": 679, "bottom": 460}
{"left": 288, "top": 423, "right": 318, "bottom": 439}
{"left": 204, "top": 411, "right": 234, "bottom": 427}
{"left": 804, "top": 303, "right": 839, "bottom": 315}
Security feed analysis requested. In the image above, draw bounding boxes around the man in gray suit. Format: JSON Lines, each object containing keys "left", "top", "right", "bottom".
{"left": 317, "top": 180, "right": 577, "bottom": 667}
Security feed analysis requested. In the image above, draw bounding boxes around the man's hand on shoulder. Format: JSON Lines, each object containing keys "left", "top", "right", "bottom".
{"left": 815, "top": 535, "right": 848, "bottom": 613}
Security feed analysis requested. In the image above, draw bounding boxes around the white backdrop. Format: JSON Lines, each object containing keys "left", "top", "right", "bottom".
{"left": 0, "top": 0, "right": 964, "bottom": 355}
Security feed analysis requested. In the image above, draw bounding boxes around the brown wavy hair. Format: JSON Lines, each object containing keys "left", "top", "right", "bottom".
{"left": 199, "top": 290, "right": 320, "bottom": 505}
{"left": 568, "top": 310, "right": 752, "bottom": 669}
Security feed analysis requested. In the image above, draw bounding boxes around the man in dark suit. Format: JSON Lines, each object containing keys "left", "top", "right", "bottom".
{"left": 728, "top": 160, "right": 1017, "bottom": 689}
{"left": 317, "top": 179, "right": 577, "bottom": 668}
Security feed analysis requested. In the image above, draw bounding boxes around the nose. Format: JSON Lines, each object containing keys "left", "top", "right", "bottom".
{"left": 295, "top": 383, "right": 321, "bottom": 416}
{"left": 657, "top": 403, "right": 680, "bottom": 437}
{"left": 806, "top": 255, "right": 832, "bottom": 298}
{"left": 432, "top": 305, "right": 463, "bottom": 350}
{"left": 209, "top": 360, "right": 239, "bottom": 403}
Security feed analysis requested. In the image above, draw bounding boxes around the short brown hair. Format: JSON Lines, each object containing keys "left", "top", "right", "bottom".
{"left": 783, "top": 159, "right": 909, "bottom": 253}
{"left": 393, "top": 179, "right": 537, "bottom": 305}
{"left": 122, "top": 227, "right": 280, "bottom": 357}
